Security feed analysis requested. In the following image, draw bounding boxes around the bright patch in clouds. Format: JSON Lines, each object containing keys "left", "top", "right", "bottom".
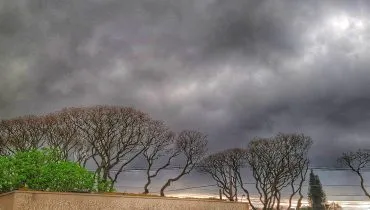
{"left": 329, "top": 15, "right": 350, "bottom": 31}
{"left": 327, "top": 14, "right": 366, "bottom": 32}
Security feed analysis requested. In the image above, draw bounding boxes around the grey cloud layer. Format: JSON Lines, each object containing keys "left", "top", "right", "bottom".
{"left": 1, "top": 0, "right": 370, "bottom": 169}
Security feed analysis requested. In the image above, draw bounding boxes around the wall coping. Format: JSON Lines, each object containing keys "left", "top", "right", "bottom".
{"left": 0, "top": 191, "right": 14, "bottom": 198}
{"left": 0, "top": 191, "right": 247, "bottom": 205}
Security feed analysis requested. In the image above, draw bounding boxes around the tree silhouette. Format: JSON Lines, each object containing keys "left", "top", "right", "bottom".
{"left": 160, "top": 130, "right": 207, "bottom": 197}
{"left": 198, "top": 148, "right": 247, "bottom": 201}
{"left": 308, "top": 170, "right": 326, "bottom": 209}
{"left": 244, "top": 133, "right": 312, "bottom": 210}
{"left": 141, "top": 120, "right": 179, "bottom": 194}
{"left": 338, "top": 149, "right": 370, "bottom": 199}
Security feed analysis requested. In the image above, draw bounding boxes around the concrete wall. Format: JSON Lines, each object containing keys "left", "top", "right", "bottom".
{"left": 0, "top": 191, "right": 249, "bottom": 210}
{"left": 0, "top": 192, "right": 13, "bottom": 210}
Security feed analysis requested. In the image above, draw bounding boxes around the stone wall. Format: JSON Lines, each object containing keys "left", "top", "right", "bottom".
{"left": 0, "top": 191, "right": 249, "bottom": 210}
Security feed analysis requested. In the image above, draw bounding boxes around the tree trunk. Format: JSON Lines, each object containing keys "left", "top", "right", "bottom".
{"left": 143, "top": 178, "right": 150, "bottom": 194}
{"left": 143, "top": 166, "right": 152, "bottom": 194}
{"left": 222, "top": 189, "right": 234, "bottom": 201}
{"left": 297, "top": 191, "right": 303, "bottom": 209}
{"left": 357, "top": 171, "right": 370, "bottom": 199}
{"left": 160, "top": 179, "right": 172, "bottom": 196}
{"left": 288, "top": 182, "right": 296, "bottom": 210}
{"left": 287, "top": 196, "right": 293, "bottom": 210}
{"left": 229, "top": 167, "right": 233, "bottom": 201}
{"left": 276, "top": 192, "right": 281, "bottom": 210}
{"left": 236, "top": 172, "right": 257, "bottom": 210}
{"left": 160, "top": 163, "right": 190, "bottom": 197}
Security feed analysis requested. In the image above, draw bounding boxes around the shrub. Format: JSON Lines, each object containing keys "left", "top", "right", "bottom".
{"left": 38, "top": 161, "right": 95, "bottom": 192}
{"left": 0, "top": 149, "right": 112, "bottom": 193}
{"left": 0, "top": 156, "right": 19, "bottom": 192}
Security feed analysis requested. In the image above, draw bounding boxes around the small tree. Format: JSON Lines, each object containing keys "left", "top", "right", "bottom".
{"left": 198, "top": 148, "right": 246, "bottom": 201}
{"left": 338, "top": 149, "right": 370, "bottom": 199}
{"left": 308, "top": 170, "right": 326, "bottom": 209}
{"left": 141, "top": 120, "right": 179, "bottom": 194}
{"left": 160, "top": 130, "right": 208, "bottom": 196}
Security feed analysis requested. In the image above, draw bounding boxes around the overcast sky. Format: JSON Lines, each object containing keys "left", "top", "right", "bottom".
{"left": 1, "top": 0, "right": 370, "bottom": 206}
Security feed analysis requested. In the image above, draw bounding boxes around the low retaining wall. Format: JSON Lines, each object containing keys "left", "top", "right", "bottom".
{"left": 0, "top": 191, "right": 249, "bottom": 210}
{"left": 0, "top": 192, "right": 13, "bottom": 210}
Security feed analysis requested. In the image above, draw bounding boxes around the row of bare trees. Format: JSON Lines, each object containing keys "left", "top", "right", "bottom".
{"left": 0, "top": 106, "right": 208, "bottom": 196}
{"left": 5, "top": 105, "right": 368, "bottom": 208}
{"left": 198, "top": 133, "right": 312, "bottom": 210}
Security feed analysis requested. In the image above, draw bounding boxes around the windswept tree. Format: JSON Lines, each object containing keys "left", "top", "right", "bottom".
{"left": 141, "top": 120, "right": 179, "bottom": 194}
{"left": 245, "top": 133, "right": 312, "bottom": 210}
{"left": 338, "top": 149, "right": 370, "bottom": 199}
{"left": 198, "top": 148, "right": 247, "bottom": 202}
{"left": 0, "top": 115, "right": 47, "bottom": 154}
{"left": 160, "top": 130, "right": 208, "bottom": 197}
{"left": 62, "top": 106, "right": 150, "bottom": 189}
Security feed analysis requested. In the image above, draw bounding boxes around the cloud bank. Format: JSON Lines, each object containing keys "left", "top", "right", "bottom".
{"left": 1, "top": 0, "right": 370, "bottom": 200}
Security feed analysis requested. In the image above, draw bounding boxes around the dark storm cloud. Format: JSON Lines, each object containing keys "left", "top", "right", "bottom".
{"left": 2, "top": 0, "right": 370, "bottom": 196}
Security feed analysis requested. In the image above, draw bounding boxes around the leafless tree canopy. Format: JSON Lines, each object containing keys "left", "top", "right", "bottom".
{"left": 282, "top": 134, "right": 311, "bottom": 210}
{"left": 160, "top": 130, "right": 208, "bottom": 196}
{"left": 338, "top": 149, "right": 370, "bottom": 199}
{"left": 0, "top": 115, "right": 47, "bottom": 154}
{"left": 43, "top": 112, "right": 80, "bottom": 160}
{"left": 60, "top": 106, "right": 151, "bottom": 187}
{"left": 198, "top": 148, "right": 247, "bottom": 201}
{"left": 245, "top": 133, "right": 312, "bottom": 210}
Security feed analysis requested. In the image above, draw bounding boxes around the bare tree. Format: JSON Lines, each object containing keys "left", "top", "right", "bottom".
{"left": 338, "top": 149, "right": 370, "bottom": 199}
{"left": 280, "top": 134, "right": 312, "bottom": 210}
{"left": 61, "top": 106, "right": 150, "bottom": 189}
{"left": 247, "top": 137, "right": 277, "bottom": 210}
{"left": 141, "top": 120, "right": 179, "bottom": 194}
{"left": 246, "top": 133, "right": 312, "bottom": 210}
{"left": 160, "top": 130, "right": 208, "bottom": 197}
{"left": 0, "top": 115, "right": 47, "bottom": 154}
{"left": 198, "top": 148, "right": 246, "bottom": 201}
{"left": 275, "top": 133, "right": 312, "bottom": 210}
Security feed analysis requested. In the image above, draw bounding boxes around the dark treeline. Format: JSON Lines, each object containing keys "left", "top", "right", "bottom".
{"left": 0, "top": 105, "right": 208, "bottom": 197}
{"left": 0, "top": 105, "right": 368, "bottom": 210}
{"left": 198, "top": 133, "right": 312, "bottom": 210}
